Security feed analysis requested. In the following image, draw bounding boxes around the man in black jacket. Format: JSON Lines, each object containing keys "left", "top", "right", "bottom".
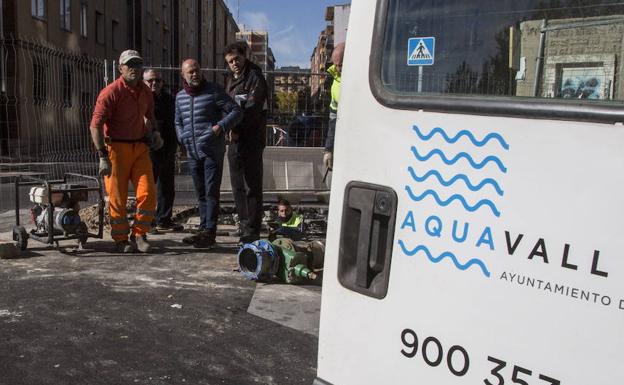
{"left": 224, "top": 43, "right": 268, "bottom": 243}
{"left": 144, "top": 69, "right": 183, "bottom": 232}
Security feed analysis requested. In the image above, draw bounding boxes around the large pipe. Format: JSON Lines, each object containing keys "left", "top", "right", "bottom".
{"left": 237, "top": 240, "right": 280, "bottom": 281}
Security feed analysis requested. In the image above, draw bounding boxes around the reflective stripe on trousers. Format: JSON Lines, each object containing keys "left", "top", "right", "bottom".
{"left": 104, "top": 142, "right": 157, "bottom": 241}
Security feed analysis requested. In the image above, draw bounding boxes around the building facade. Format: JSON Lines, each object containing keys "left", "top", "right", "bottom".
{"left": 274, "top": 66, "right": 310, "bottom": 94}
{"left": 309, "top": 30, "right": 330, "bottom": 110}
{"left": 309, "top": 3, "right": 350, "bottom": 113}
{"left": 0, "top": 0, "right": 238, "bottom": 159}
{"left": 516, "top": 16, "right": 624, "bottom": 100}
{"left": 273, "top": 66, "right": 311, "bottom": 114}
{"left": 332, "top": 3, "right": 350, "bottom": 46}
{"left": 236, "top": 27, "right": 275, "bottom": 72}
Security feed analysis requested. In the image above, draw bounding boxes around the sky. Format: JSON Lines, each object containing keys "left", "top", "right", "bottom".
{"left": 224, "top": 0, "right": 350, "bottom": 69}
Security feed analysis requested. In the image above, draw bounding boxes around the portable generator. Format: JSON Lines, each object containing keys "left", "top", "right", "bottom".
{"left": 13, "top": 173, "right": 104, "bottom": 251}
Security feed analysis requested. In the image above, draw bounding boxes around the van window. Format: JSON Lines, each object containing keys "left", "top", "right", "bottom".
{"left": 380, "top": 0, "right": 624, "bottom": 103}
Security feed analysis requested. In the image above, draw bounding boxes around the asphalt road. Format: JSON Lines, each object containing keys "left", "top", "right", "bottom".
{"left": 0, "top": 229, "right": 320, "bottom": 385}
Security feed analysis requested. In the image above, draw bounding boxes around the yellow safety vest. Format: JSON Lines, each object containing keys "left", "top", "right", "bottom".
{"left": 281, "top": 212, "right": 303, "bottom": 229}
{"left": 328, "top": 65, "right": 341, "bottom": 112}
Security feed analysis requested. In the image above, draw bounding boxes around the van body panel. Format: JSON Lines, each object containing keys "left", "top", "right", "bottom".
{"left": 316, "top": 1, "right": 624, "bottom": 384}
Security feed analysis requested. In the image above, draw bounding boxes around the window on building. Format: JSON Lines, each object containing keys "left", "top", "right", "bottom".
{"left": 80, "top": 3, "right": 88, "bottom": 37}
{"left": 33, "top": 61, "right": 47, "bottom": 105}
{"left": 31, "top": 0, "right": 46, "bottom": 19}
{"left": 112, "top": 20, "right": 120, "bottom": 50}
{"left": 60, "top": 0, "right": 70, "bottom": 30}
{"left": 95, "top": 11, "right": 104, "bottom": 45}
{"left": 62, "top": 64, "right": 72, "bottom": 107}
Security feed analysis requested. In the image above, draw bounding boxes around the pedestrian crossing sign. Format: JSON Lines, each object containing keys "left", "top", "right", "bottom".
{"left": 407, "top": 37, "right": 435, "bottom": 66}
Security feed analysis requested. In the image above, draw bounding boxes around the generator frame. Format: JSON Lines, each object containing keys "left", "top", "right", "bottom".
{"left": 13, "top": 173, "right": 105, "bottom": 249}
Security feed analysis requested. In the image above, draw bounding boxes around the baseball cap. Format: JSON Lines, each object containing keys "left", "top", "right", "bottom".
{"left": 119, "top": 49, "right": 143, "bottom": 65}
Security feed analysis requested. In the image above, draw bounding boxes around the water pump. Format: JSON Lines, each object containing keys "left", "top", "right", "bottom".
{"left": 28, "top": 184, "right": 88, "bottom": 240}
{"left": 13, "top": 173, "right": 105, "bottom": 252}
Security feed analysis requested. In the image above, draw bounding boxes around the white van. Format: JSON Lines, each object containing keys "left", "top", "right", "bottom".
{"left": 315, "top": 1, "right": 624, "bottom": 384}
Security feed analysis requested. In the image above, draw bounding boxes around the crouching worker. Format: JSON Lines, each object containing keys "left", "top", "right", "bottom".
{"left": 268, "top": 198, "right": 304, "bottom": 241}
{"left": 90, "top": 49, "right": 163, "bottom": 253}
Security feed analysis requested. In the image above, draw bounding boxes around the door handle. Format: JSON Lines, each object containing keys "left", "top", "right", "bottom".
{"left": 338, "top": 181, "right": 397, "bottom": 299}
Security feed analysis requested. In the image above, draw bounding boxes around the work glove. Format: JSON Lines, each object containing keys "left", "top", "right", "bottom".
{"left": 148, "top": 131, "right": 164, "bottom": 151}
{"left": 323, "top": 150, "right": 333, "bottom": 171}
{"left": 98, "top": 157, "right": 112, "bottom": 178}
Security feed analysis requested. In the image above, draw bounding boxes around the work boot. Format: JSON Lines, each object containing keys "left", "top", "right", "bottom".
{"left": 182, "top": 232, "right": 203, "bottom": 245}
{"left": 114, "top": 240, "right": 136, "bottom": 254}
{"left": 148, "top": 227, "right": 160, "bottom": 235}
{"left": 131, "top": 234, "right": 152, "bottom": 253}
{"left": 193, "top": 230, "right": 216, "bottom": 249}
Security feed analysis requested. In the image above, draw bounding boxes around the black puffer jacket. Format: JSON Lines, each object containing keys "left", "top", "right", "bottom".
{"left": 225, "top": 61, "right": 268, "bottom": 147}
{"left": 153, "top": 90, "right": 177, "bottom": 152}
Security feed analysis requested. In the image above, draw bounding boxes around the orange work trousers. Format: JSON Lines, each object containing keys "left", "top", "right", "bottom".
{"left": 104, "top": 142, "right": 157, "bottom": 242}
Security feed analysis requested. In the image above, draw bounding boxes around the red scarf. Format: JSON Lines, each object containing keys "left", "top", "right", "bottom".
{"left": 183, "top": 79, "right": 206, "bottom": 97}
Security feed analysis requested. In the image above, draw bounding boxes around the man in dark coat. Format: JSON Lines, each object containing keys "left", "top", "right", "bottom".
{"left": 144, "top": 69, "right": 183, "bottom": 232}
{"left": 224, "top": 42, "right": 268, "bottom": 244}
{"left": 175, "top": 59, "right": 241, "bottom": 248}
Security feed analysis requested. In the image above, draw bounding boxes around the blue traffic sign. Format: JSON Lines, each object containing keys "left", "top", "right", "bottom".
{"left": 407, "top": 37, "right": 435, "bottom": 66}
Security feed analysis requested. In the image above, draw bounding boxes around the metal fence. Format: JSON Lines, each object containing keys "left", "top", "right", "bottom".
{"left": 147, "top": 66, "right": 331, "bottom": 147}
{"left": 0, "top": 38, "right": 332, "bottom": 213}
{"left": 0, "top": 36, "right": 104, "bottom": 173}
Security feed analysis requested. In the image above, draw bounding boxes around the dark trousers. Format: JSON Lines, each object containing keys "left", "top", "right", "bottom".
{"left": 227, "top": 142, "right": 264, "bottom": 237}
{"left": 275, "top": 226, "right": 303, "bottom": 240}
{"left": 325, "top": 115, "right": 337, "bottom": 151}
{"left": 150, "top": 146, "right": 177, "bottom": 225}
{"left": 189, "top": 154, "right": 224, "bottom": 232}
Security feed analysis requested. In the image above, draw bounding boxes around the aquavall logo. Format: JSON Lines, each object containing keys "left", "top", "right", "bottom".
{"left": 398, "top": 125, "right": 509, "bottom": 278}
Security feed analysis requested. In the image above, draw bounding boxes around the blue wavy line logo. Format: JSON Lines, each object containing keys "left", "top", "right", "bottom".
{"left": 411, "top": 146, "right": 507, "bottom": 173}
{"left": 408, "top": 167, "right": 504, "bottom": 196}
{"left": 405, "top": 186, "right": 501, "bottom": 217}
{"left": 412, "top": 125, "right": 509, "bottom": 150}
{"left": 398, "top": 240, "right": 491, "bottom": 278}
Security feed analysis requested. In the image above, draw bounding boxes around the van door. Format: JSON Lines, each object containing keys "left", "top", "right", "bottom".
{"left": 315, "top": 1, "right": 624, "bottom": 384}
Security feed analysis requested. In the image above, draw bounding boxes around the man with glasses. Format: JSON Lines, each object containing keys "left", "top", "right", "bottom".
{"left": 90, "top": 50, "right": 164, "bottom": 253}
{"left": 143, "top": 69, "right": 183, "bottom": 233}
